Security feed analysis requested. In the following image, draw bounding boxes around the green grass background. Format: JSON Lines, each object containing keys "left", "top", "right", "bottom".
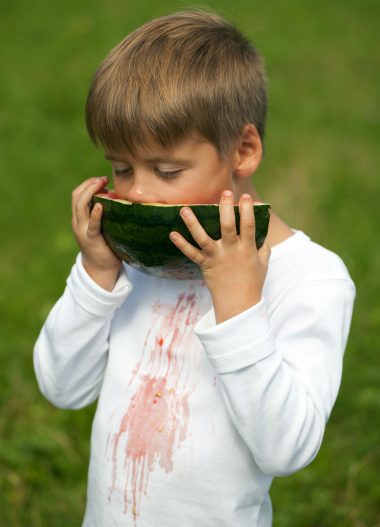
{"left": 1, "top": 0, "right": 379, "bottom": 525}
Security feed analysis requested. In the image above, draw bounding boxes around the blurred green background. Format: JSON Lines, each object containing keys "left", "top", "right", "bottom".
{"left": 0, "top": 0, "right": 379, "bottom": 525}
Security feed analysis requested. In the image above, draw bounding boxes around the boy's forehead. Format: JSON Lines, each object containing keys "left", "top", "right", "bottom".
{"left": 104, "top": 133, "right": 216, "bottom": 162}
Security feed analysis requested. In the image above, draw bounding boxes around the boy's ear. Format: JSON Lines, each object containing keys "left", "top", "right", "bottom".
{"left": 233, "top": 124, "right": 263, "bottom": 178}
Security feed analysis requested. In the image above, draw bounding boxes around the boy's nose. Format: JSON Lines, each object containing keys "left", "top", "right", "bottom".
{"left": 125, "top": 186, "right": 161, "bottom": 203}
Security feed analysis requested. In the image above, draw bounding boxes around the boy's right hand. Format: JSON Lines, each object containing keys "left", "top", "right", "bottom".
{"left": 71, "top": 177, "right": 122, "bottom": 291}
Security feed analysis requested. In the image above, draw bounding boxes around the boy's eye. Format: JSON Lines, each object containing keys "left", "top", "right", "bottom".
{"left": 114, "top": 168, "right": 132, "bottom": 177}
{"left": 155, "top": 168, "right": 182, "bottom": 180}
{"left": 112, "top": 166, "right": 182, "bottom": 179}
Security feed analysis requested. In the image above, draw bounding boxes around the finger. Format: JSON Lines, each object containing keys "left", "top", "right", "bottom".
{"left": 72, "top": 177, "right": 103, "bottom": 226}
{"left": 179, "top": 207, "right": 213, "bottom": 251}
{"left": 87, "top": 202, "right": 103, "bottom": 239}
{"left": 169, "top": 231, "right": 205, "bottom": 266}
{"left": 239, "top": 194, "right": 256, "bottom": 245}
{"left": 73, "top": 176, "right": 108, "bottom": 226}
{"left": 258, "top": 241, "right": 271, "bottom": 263}
{"left": 219, "top": 190, "right": 237, "bottom": 243}
{"left": 71, "top": 176, "right": 107, "bottom": 208}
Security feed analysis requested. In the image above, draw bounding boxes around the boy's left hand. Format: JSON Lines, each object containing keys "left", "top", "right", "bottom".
{"left": 170, "top": 191, "right": 271, "bottom": 324}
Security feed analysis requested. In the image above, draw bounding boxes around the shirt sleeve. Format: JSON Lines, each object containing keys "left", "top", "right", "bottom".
{"left": 194, "top": 278, "right": 355, "bottom": 477}
{"left": 33, "top": 254, "right": 132, "bottom": 409}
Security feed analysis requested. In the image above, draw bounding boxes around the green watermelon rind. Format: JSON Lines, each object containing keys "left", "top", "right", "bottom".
{"left": 91, "top": 194, "right": 271, "bottom": 279}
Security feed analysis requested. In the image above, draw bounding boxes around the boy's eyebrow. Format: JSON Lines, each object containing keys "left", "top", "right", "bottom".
{"left": 104, "top": 154, "right": 191, "bottom": 165}
{"left": 104, "top": 155, "right": 123, "bottom": 161}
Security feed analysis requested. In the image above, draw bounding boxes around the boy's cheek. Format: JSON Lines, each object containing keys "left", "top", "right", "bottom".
{"left": 178, "top": 189, "right": 222, "bottom": 205}
{"left": 113, "top": 179, "right": 124, "bottom": 195}
{"left": 113, "top": 180, "right": 132, "bottom": 200}
{"left": 112, "top": 175, "right": 225, "bottom": 204}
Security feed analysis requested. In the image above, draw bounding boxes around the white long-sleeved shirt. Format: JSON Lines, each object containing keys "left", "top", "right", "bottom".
{"left": 34, "top": 230, "right": 355, "bottom": 527}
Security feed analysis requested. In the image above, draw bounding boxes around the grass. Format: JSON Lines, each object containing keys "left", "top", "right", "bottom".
{"left": 0, "top": 0, "right": 379, "bottom": 525}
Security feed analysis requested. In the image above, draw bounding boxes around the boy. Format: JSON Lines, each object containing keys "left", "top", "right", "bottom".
{"left": 34, "top": 10, "right": 355, "bottom": 527}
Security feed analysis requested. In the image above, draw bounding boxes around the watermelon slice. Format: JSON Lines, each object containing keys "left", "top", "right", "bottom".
{"left": 91, "top": 193, "right": 270, "bottom": 279}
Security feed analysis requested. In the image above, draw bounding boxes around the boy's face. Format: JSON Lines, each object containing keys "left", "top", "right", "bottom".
{"left": 104, "top": 134, "right": 237, "bottom": 204}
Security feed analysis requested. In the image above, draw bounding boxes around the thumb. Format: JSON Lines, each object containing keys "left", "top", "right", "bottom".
{"left": 258, "top": 241, "right": 271, "bottom": 262}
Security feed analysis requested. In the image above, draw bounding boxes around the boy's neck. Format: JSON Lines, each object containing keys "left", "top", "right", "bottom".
{"left": 234, "top": 179, "right": 294, "bottom": 249}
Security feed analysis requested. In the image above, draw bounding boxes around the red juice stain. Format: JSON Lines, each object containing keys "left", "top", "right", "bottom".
{"left": 110, "top": 375, "right": 190, "bottom": 520}
{"left": 107, "top": 287, "right": 205, "bottom": 523}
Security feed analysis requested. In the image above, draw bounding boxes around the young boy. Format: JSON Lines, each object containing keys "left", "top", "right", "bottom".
{"left": 34, "top": 10, "right": 355, "bottom": 527}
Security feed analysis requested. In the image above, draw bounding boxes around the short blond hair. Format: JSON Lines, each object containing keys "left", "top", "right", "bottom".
{"left": 86, "top": 10, "right": 267, "bottom": 157}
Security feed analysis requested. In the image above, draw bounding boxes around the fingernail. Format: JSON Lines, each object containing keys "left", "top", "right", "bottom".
{"left": 222, "top": 190, "right": 233, "bottom": 197}
{"left": 169, "top": 232, "right": 178, "bottom": 241}
{"left": 242, "top": 194, "right": 251, "bottom": 199}
{"left": 181, "top": 207, "right": 191, "bottom": 217}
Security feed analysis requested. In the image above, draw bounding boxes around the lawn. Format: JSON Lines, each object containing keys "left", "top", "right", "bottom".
{"left": 0, "top": 0, "right": 379, "bottom": 525}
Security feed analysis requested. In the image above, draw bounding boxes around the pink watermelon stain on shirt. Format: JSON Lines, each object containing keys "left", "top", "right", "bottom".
{"left": 107, "top": 286, "right": 206, "bottom": 523}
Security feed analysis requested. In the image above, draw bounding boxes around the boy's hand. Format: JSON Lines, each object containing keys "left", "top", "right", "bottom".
{"left": 170, "top": 191, "right": 270, "bottom": 323}
{"left": 72, "top": 177, "right": 122, "bottom": 291}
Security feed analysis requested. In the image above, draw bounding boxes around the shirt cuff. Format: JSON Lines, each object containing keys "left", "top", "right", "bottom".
{"left": 66, "top": 253, "right": 133, "bottom": 317}
{"left": 194, "top": 299, "right": 275, "bottom": 374}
